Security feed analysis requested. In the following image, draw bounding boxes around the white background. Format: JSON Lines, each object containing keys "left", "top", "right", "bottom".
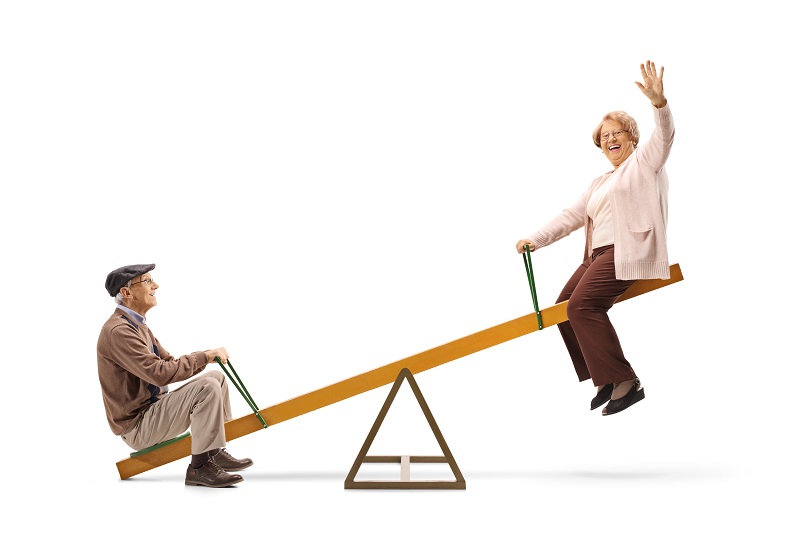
{"left": 2, "top": 1, "right": 797, "bottom": 531}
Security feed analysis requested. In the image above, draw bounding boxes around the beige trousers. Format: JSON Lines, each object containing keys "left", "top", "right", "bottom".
{"left": 121, "top": 370, "right": 231, "bottom": 455}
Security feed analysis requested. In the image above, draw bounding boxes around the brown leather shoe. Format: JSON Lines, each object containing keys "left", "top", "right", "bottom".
{"left": 212, "top": 448, "right": 253, "bottom": 471}
{"left": 185, "top": 461, "right": 243, "bottom": 488}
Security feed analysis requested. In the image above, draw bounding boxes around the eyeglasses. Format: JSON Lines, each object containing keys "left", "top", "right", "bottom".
{"left": 600, "top": 130, "right": 627, "bottom": 142}
{"left": 129, "top": 278, "right": 155, "bottom": 287}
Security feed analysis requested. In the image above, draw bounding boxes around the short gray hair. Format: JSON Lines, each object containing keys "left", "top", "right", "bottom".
{"left": 113, "top": 280, "right": 133, "bottom": 305}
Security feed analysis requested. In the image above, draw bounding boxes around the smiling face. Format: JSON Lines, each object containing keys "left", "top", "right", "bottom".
{"left": 599, "top": 119, "right": 635, "bottom": 169}
{"left": 120, "top": 273, "right": 159, "bottom": 316}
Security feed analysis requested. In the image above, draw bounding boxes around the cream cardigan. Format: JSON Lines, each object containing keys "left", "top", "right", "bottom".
{"left": 528, "top": 103, "right": 675, "bottom": 280}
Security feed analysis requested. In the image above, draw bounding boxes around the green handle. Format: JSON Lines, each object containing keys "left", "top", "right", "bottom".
{"left": 215, "top": 357, "right": 268, "bottom": 429}
{"left": 523, "top": 244, "right": 543, "bottom": 330}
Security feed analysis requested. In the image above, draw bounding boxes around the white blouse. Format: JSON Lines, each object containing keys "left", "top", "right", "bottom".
{"left": 586, "top": 171, "right": 616, "bottom": 249}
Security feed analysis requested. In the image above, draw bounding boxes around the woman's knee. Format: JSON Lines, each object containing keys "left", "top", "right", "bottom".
{"left": 566, "top": 294, "right": 586, "bottom": 320}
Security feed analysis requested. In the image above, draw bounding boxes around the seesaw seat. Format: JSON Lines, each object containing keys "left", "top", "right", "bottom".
{"left": 129, "top": 432, "right": 191, "bottom": 458}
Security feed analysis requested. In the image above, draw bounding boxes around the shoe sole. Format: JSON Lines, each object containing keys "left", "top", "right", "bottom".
{"left": 216, "top": 463, "right": 253, "bottom": 472}
{"left": 185, "top": 477, "right": 243, "bottom": 488}
{"left": 602, "top": 388, "right": 645, "bottom": 416}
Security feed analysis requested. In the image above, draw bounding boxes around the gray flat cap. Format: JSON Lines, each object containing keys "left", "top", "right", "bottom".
{"left": 105, "top": 263, "right": 155, "bottom": 297}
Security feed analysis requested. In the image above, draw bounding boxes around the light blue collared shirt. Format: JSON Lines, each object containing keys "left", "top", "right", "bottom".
{"left": 116, "top": 304, "right": 146, "bottom": 325}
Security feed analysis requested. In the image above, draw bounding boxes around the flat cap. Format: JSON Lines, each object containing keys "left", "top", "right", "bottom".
{"left": 105, "top": 263, "right": 156, "bottom": 297}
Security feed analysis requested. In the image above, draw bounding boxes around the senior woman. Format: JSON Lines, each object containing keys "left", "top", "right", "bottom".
{"left": 516, "top": 60, "right": 674, "bottom": 416}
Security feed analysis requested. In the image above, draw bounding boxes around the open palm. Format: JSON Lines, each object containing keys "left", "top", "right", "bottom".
{"left": 635, "top": 60, "right": 666, "bottom": 108}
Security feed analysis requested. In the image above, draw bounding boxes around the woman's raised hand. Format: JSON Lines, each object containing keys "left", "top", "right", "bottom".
{"left": 635, "top": 60, "right": 667, "bottom": 108}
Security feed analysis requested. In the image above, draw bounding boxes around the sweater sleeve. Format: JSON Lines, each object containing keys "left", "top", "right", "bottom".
{"left": 108, "top": 323, "right": 208, "bottom": 387}
{"left": 527, "top": 188, "right": 588, "bottom": 250}
{"left": 151, "top": 333, "right": 209, "bottom": 379}
{"left": 635, "top": 103, "right": 675, "bottom": 173}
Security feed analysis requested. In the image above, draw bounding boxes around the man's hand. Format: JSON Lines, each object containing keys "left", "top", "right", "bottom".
{"left": 206, "top": 347, "right": 230, "bottom": 364}
{"left": 635, "top": 60, "right": 667, "bottom": 108}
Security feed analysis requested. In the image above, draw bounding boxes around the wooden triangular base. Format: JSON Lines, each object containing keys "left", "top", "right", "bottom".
{"left": 344, "top": 368, "right": 465, "bottom": 489}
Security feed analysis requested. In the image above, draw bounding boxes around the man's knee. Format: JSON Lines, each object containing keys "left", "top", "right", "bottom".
{"left": 204, "top": 369, "right": 225, "bottom": 386}
{"left": 192, "top": 372, "right": 225, "bottom": 401}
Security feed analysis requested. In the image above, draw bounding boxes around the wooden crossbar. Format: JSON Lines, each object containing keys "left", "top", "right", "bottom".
{"left": 116, "top": 263, "right": 684, "bottom": 479}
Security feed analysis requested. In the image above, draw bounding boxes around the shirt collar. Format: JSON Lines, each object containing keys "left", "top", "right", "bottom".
{"left": 117, "top": 304, "right": 146, "bottom": 325}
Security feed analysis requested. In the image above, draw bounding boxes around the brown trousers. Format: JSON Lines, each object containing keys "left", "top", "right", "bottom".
{"left": 556, "top": 245, "right": 637, "bottom": 386}
{"left": 121, "top": 370, "right": 232, "bottom": 455}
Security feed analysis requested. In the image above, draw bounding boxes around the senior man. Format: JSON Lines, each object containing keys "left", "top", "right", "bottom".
{"left": 97, "top": 263, "right": 254, "bottom": 488}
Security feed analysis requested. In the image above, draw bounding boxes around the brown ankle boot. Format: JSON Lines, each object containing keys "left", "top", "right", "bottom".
{"left": 211, "top": 448, "right": 254, "bottom": 471}
{"left": 185, "top": 460, "right": 243, "bottom": 487}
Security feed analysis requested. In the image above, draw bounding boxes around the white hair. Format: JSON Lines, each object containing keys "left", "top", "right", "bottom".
{"left": 113, "top": 280, "right": 133, "bottom": 305}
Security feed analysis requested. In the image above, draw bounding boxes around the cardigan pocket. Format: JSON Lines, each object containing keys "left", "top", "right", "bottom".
{"left": 627, "top": 226, "right": 656, "bottom": 262}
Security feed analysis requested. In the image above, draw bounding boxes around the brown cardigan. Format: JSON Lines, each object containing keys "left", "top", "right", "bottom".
{"left": 96, "top": 308, "right": 208, "bottom": 435}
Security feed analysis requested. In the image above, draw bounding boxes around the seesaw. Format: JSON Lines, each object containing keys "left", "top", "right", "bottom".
{"left": 116, "top": 263, "right": 684, "bottom": 481}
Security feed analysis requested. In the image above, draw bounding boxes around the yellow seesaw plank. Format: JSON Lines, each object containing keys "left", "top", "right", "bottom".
{"left": 117, "top": 263, "right": 684, "bottom": 479}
